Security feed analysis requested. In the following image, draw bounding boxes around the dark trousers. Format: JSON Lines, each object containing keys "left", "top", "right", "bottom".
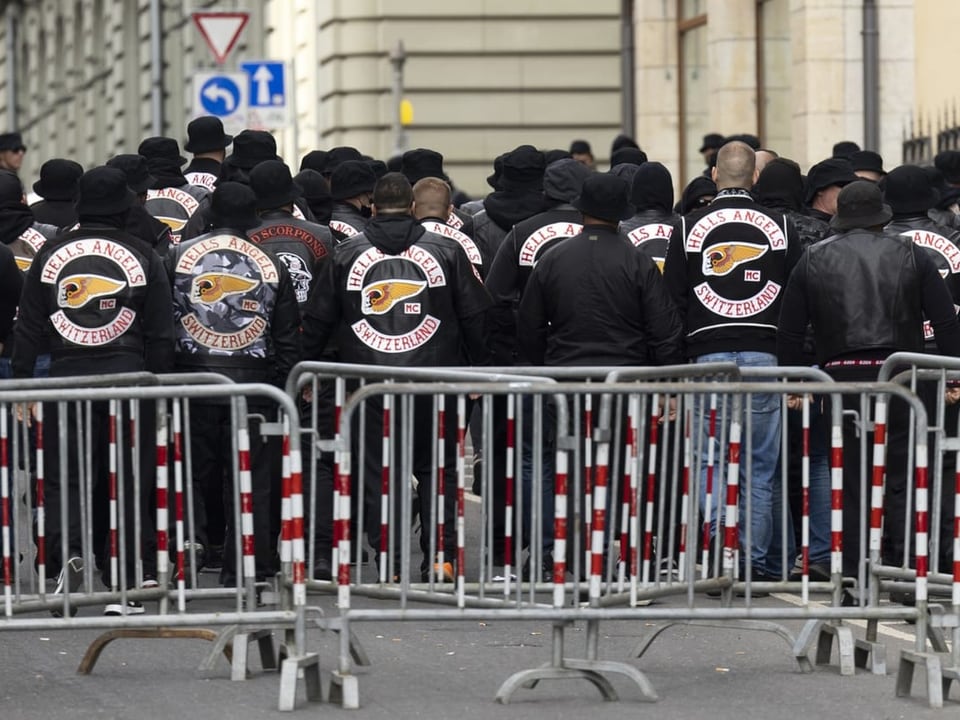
{"left": 42, "top": 399, "right": 156, "bottom": 587}
{"left": 355, "top": 394, "right": 458, "bottom": 575}
{"left": 189, "top": 403, "right": 278, "bottom": 582}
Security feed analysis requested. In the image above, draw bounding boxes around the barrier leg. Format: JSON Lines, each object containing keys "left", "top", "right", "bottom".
{"left": 279, "top": 653, "right": 324, "bottom": 711}
{"left": 897, "top": 650, "right": 944, "bottom": 709}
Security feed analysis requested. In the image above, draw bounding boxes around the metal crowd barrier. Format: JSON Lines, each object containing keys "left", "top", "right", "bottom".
{"left": 871, "top": 352, "right": 960, "bottom": 708}
{"left": 285, "top": 361, "right": 939, "bottom": 710}
{"left": 0, "top": 374, "right": 319, "bottom": 712}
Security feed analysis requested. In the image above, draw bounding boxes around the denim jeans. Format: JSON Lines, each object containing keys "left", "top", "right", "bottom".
{"left": 784, "top": 399, "right": 831, "bottom": 568}
{"left": 696, "top": 351, "right": 781, "bottom": 575}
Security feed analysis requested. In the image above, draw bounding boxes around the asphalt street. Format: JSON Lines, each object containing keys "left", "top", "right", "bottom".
{"left": 2, "top": 495, "right": 958, "bottom": 719}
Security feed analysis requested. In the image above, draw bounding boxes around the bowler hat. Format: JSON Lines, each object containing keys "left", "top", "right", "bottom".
{"left": 830, "top": 180, "right": 892, "bottom": 230}
{"left": 832, "top": 141, "right": 861, "bottom": 160}
{"left": 105, "top": 154, "right": 156, "bottom": 194}
{"left": 935, "top": 151, "right": 960, "bottom": 185}
{"left": 610, "top": 147, "right": 647, "bottom": 168}
{"left": 611, "top": 134, "right": 639, "bottom": 153}
{"left": 569, "top": 140, "right": 592, "bottom": 155}
{"left": 850, "top": 150, "right": 885, "bottom": 176}
{"left": 208, "top": 182, "right": 260, "bottom": 232}
{"left": 883, "top": 165, "right": 939, "bottom": 215}
{"left": 544, "top": 149, "right": 572, "bottom": 165}
{"left": 76, "top": 167, "right": 136, "bottom": 216}
{"left": 300, "top": 150, "right": 328, "bottom": 173}
{"left": 805, "top": 158, "right": 859, "bottom": 203}
{"left": 225, "top": 130, "right": 280, "bottom": 170}
{"left": 573, "top": 173, "right": 633, "bottom": 223}
{"left": 0, "top": 132, "right": 25, "bottom": 152}
{"left": 699, "top": 133, "right": 725, "bottom": 153}
{"left": 401, "top": 148, "right": 445, "bottom": 185}
{"left": 32, "top": 159, "right": 84, "bottom": 200}
{"left": 184, "top": 116, "right": 233, "bottom": 154}
{"left": 138, "top": 136, "right": 186, "bottom": 166}
{"left": 249, "top": 160, "right": 303, "bottom": 211}
{"left": 330, "top": 160, "right": 376, "bottom": 201}
{"left": 367, "top": 159, "right": 388, "bottom": 179}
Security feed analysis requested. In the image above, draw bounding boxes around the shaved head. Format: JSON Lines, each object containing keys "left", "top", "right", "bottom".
{"left": 713, "top": 141, "right": 757, "bottom": 190}
{"left": 412, "top": 176, "right": 452, "bottom": 220}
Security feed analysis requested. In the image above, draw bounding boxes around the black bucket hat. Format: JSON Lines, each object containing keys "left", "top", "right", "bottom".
{"left": 138, "top": 136, "right": 187, "bottom": 166}
{"left": 184, "top": 116, "right": 233, "bottom": 154}
{"left": 805, "top": 158, "right": 859, "bottom": 203}
{"left": 106, "top": 154, "right": 156, "bottom": 194}
{"left": 330, "top": 160, "right": 376, "bottom": 201}
{"left": 225, "top": 130, "right": 280, "bottom": 170}
{"left": 249, "top": 160, "right": 303, "bottom": 211}
{"left": 573, "top": 173, "right": 633, "bottom": 223}
{"left": 699, "top": 133, "right": 725, "bottom": 153}
{"left": 32, "top": 159, "right": 84, "bottom": 200}
{"left": 850, "top": 150, "right": 885, "bottom": 177}
{"left": 76, "top": 167, "right": 136, "bottom": 216}
{"left": 830, "top": 180, "right": 893, "bottom": 230}
{"left": 208, "top": 182, "right": 261, "bottom": 231}
{"left": 0, "top": 132, "right": 25, "bottom": 152}
{"left": 401, "top": 148, "right": 445, "bottom": 185}
{"left": 883, "top": 165, "right": 939, "bottom": 215}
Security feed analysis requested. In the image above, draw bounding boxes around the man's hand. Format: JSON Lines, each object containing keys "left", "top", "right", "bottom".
{"left": 15, "top": 402, "right": 36, "bottom": 428}
{"left": 946, "top": 386, "right": 960, "bottom": 406}
{"left": 786, "top": 394, "right": 807, "bottom": 411}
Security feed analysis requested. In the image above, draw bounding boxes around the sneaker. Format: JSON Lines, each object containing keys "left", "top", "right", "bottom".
{"left": 313, "top": 556, "right": 333, "bottom": 582}
{"left": 182, "top": 541, "right": 206, "bottom": 575}
{"left": 788, "top": 559, "right": 832, "bottom": 582}
{"left": 425, "top": 559, "right": 454, "bottom": 583}
{"left": 51, "top": 556, "right": 83, "bottom": 618}
{"left": 104, "top": 600, "right": 145, "bottom": 616}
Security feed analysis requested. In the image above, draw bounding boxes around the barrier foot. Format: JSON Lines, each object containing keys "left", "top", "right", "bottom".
{"left": 232, "top": 629, "right": 278, "bottom": 681}
{"left": 278, "top": 653, "right": 323, "bottom": 711}
{"left": 78, "top": 628, "right": 226, "bottom": 675}
{"left": 316, "top": 616, "right": 371, "bottom": 667}
{"left": 941, "top": 665, "right": 960, "bottom": 703}
{"left": 897, "top": 649, "right": 944, "bottom": 708}
{"left": 853, "top": 638, "right": 887, "bottom": 675}
{"left": 812, "top": 622, "right": 856, "bottom": 676}
{"left": 496, "top": 666, "right": 619, "bottom": 704}
{"left": 329, "top": 669, "right": 360, "bottom": 709}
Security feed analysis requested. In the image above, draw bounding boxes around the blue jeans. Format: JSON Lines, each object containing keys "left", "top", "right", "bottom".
{"left": 696, "top": 351, "right": 781, "bottom": 575}
{"left": 0, "top": 353, "right": 50, "bottom": 379}
{"left": 521, "top": 395, "right": 554, "bottom": 553}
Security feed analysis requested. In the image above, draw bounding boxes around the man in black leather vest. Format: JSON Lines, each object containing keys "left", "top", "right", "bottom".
{"left": 778, "top": 181, "right": 960, "bottom": 580}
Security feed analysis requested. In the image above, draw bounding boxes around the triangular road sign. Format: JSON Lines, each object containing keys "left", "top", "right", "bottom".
{"left": 192, "top": 11, "right": 249, "bottom": 64}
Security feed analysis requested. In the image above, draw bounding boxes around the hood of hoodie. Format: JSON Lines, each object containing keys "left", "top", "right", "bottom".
{"left": 0, "top": 202, "right": 35, "bottom": 243}
{"left": 677, "top": 176, "right": 717, "bottom": 215}
{"left": 145, "top": 157, "right": 188, "bottom": 189}
{"left": 363, "top": 214, "right": 425, "bottom": 255}
{"left": 543, "top": 159, "right": 592, "bottom": 203}
{"left": 483, "top": 188, "right": 553, "bottom": 231}
{"left": 630, "top": 162, "right": 673, "bottom": 213}
{"left": 754, "top": 160, "right": 804, "bottom": 212}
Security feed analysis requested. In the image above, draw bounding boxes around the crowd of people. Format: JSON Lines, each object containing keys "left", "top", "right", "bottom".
{"left": 4, "top": 117, "right": 959, "bottom": 613}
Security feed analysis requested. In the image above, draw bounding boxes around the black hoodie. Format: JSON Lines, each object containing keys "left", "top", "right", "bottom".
{"left": 755, "top": 160, "right": 829, "bottom": 250}
{"left": 302, "top": 213, "right": 491, "bottom": 366}
{"left": 619, "top": 162, "right": 678, "bottom": 272}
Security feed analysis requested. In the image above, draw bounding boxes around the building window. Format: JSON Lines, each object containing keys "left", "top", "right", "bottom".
{"left": 678, "top": 0, "right": 708, "bottom": 186}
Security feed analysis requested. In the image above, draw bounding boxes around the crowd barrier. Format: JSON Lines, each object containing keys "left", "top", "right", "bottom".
{"left": 287, "top": 361, "right": 946, "bottom": 710}
{"left": 0, "top": 373, "right": 320, "bottom": 712}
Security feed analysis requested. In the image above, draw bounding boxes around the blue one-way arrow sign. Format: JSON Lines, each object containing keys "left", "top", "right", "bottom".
{"left": 241, "top": 61, "right": 285, "bottom": 107}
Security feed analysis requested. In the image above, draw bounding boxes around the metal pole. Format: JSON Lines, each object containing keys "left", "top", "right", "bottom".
{"left": 149, "top": 0, "right": 164, "bottom": 135}
{"left": 5, "top": 3, "right": 18, "bottom": 131}
{"left": 862, "top": 0, "right": 879, "bottom": 151}
{"left": 389, "top": 40, "right": 406, "bottom": 157}
{"left": 620, "top": 0, "right": 636, "bottom": 139}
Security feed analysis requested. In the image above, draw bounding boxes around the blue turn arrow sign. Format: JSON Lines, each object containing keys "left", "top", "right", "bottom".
{"left": 199, "top": 76, "right": 241, "bottom": 116}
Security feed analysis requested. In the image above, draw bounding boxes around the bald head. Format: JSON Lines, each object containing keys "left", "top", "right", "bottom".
{"left": 713, "top": 141, "right": 757, "bottom": 190}
{"left": 412, "top": 177, "right": 452, "bottom": 221}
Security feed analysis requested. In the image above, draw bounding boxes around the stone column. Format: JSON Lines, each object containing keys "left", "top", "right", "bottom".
{"left": 706, "top": 0, "right": 758, "bottom": 137}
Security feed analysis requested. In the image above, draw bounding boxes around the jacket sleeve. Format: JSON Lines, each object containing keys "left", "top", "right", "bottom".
{"left": 301, "top": 251, "right": 340, "bottom": 360}
{"left": 12, "top": 254, "right": 47, "bottom": 378}
{"left": 0, "top": 244, "right": 22, "bottom": 343}
{"left": 269, "top": 264, "right": 303, "bottom": 387}
{"left": 637, "top": 256, "right": 685, "bottom": 366}
{"left": 516, "top": 267, "right": 548, "bottom": 366}
{"left": 776, "top": 253, "right": 811, "bottom": 366}
{"left": 917, "top": 246, "right": 960, "bottom": 356}
{"left": 451, "top": 244, "right": 493, "bottom": 365}
{"left": 142, "top": 251, "right": 176, "bottom": 374}
{"left": 483, "top": 230, "right": 521, "bottom": 364}
{"left": 782, "top": 215, "right": 803, "bottom": 278}
{"left": 660, "top": 218, "right": 688, "bottom": 321}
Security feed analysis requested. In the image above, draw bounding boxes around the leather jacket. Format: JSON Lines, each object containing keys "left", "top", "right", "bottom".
{"left": 248, "top": 210, "right": 334, "bottom": 306}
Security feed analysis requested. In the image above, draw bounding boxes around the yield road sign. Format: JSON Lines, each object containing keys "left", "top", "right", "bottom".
{"left": 192, "top": 11, "right": 249, "bottom": 65}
